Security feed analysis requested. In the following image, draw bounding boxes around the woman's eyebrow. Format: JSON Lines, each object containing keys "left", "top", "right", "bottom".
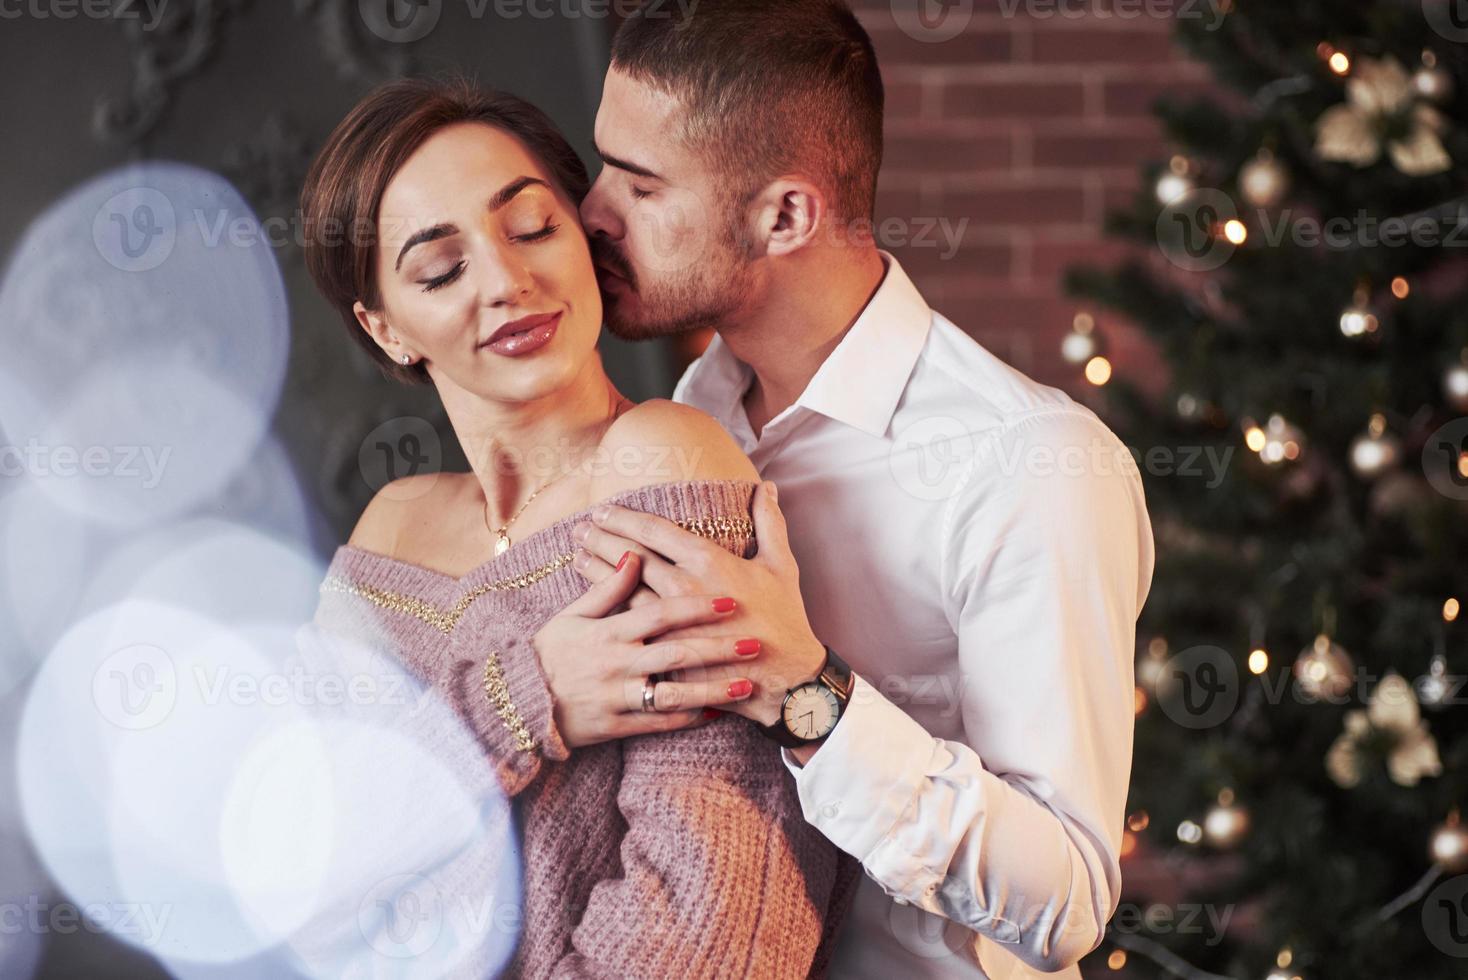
{"left": 395, "top": 223, "right": 456, "bottom": 271}
{"left": 394, "top": 176, "right": 552, "bottom": 271}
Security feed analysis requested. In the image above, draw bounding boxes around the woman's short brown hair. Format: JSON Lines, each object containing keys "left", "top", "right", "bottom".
{"left": 300, "top": 76, "right": 590, "bottom": 384}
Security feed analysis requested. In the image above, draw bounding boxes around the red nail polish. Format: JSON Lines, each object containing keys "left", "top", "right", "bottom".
{"left": 702, "top": 708, "right": 721, "bottom": 720}
{"left": 616, "top": 550, "right": 632, "bottom": 572}
{"left": 728, "top": 679, "right": 753, "bottom": 699}
{"left": 712, "top": 597, "right": 736, "bottom": 614}
{"left": 734, "top": 638, "right": 761, "bottom": 656}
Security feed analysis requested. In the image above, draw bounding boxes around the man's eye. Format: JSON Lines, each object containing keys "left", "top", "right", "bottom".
{"left": 513, "top": 221, "right": 560, "bottom": 243}
{"left": 419, "top": 260, "right": 465, "bottom": 293}
{"left": 630, "top": 187, "right": 652, "bottom": 200}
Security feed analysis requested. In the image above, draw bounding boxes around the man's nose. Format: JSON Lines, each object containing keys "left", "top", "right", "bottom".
{"left": 579, "top": 174, "right": 622, "bottom": 241}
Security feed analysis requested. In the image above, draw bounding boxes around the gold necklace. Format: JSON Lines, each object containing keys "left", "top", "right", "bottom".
{"left": 482, "top": 392, "right": 634, "bottom": 556}
{"left": 484, "top": 470, "right": 571, "bottom": 556}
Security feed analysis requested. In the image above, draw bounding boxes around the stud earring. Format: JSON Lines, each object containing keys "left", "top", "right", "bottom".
{"left": 400, "top": 353, "right": 412, "bottom": 365}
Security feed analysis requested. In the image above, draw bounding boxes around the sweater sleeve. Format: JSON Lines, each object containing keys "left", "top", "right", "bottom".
{"left": 438, "top": 629, "right": 569, "bottom": 798}
{"left": 542, "top": 481, "right": 849, "bottom": 978}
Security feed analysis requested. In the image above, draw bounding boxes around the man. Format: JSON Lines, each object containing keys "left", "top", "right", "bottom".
{"left": 543, "top": 1, "right": 1155, "bottom": 976}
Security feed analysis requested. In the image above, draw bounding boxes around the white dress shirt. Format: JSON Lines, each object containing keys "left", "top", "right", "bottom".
{"left": 672, "top": 252, "right": 1154, "bottom": 978}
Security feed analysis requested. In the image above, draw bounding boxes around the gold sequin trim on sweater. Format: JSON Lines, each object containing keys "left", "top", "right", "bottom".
{"left": 319, "top": 513, "right": 753, "bottom": 634}
{"left": 482, "top": 652, "right": 537, "bottom": 753}
{"left": 320, "top": 512, "right": 752, "bottom": 755}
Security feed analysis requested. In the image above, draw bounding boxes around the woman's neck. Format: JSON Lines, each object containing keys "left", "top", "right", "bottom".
{"left": 436, "top": 356, "right": 626, "bottom": 527}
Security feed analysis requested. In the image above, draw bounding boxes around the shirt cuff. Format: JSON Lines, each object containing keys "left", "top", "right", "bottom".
{"left": 779, "top": 674, "right": 933, "bottom": 862}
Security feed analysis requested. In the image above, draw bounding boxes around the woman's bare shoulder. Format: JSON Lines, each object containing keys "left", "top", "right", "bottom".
{"left": 346, "top": 471, "right": 474, "bottom": 555}
{"left": 589, "top": 398, "right": 759, "bottom": 501}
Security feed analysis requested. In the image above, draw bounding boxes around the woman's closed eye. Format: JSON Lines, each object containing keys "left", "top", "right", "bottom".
{"left": 419, "top": 260, "right": 465, "bottom": 292}
{"left": 415, "top": 222, "right": 559, "bottom": 293}
{"left": 513, "top": 220, "right": 560, "bottom": 243}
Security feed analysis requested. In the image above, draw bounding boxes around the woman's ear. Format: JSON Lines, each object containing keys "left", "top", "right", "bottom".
{"left": 354, "top": 300, "right": 407, "bottom": 361}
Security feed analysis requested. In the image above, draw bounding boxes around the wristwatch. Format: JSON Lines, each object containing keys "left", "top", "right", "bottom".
{"left": 758, "top": 645, "right": 854, "bottom": 748}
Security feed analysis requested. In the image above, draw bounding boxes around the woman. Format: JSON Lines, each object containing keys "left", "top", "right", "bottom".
{"left": 296, "top": 77, "right": 850, "bottom": 977}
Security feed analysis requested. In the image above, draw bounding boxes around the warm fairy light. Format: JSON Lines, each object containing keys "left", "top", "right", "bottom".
{"left": 1127, "top": 810, "right": 1150, "bottom": 832}
{"left": 1245, "top": 425, "right": 1266, "bottom": 452}
{"left": 1446, "top": 598, "right": 1461, "bottom": 623}
{"left": 1177, "top": 820, "right": 1203, "bottom": 844}
{"left": 1277, "top": 947, "right": 1294, "bottom": 968}
{"left": 1391, "top": 276, "right": 1409, "bottom": 298}
{"left": 1120, "top": 831, "right": 1137, "bottom": 857}
{"left": 1134, "top": 686, "right": 1147, "bottom": 715}
{"left": 1329, "top": 51, "right": 1351, "bottom": 75}
{"left": 1107, "top": 950, "right": 1127, "bottom": 970}
{"left": 1148, "top": 637, "right": 1169, "bottom": 658}
{"left": 1223, "top": 219, "right": 1248, "bottom": 244}
{"left": 1085, "top": 355, "right": 1112, "bottom": 386}
{"left": 1460, "top": 452, "right": 1468, "bottom": 480}
{"left": 1249, "top": 648, "right": 1269, "bottom": 674}
{"left": 1339, "top": 308, "right": 1379, "bottom": 336}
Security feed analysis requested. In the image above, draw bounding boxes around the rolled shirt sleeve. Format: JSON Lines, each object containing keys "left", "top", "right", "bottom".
{"left": 783, "top": 409, "right": 1154, "bottom": 972}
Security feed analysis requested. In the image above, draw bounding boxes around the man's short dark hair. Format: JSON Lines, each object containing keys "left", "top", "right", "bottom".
{"left": 611, "top": 0, "right": 884, "bottom": 226}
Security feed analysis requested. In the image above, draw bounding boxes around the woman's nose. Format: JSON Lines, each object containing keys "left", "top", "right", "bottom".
{"left": 475, "top": 237, "right": 534, "bottom": 307}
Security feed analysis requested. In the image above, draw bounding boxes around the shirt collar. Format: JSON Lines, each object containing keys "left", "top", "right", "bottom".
{"left": 680, "top": 251, "right": 932, "bottom": 440}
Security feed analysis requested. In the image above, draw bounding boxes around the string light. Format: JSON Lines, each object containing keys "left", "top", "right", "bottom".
{"left": 1249, "top": 648, "right": 1270, "bottom": 674}
{"left": 1446, "top": 598, "right": 1460, "bottom": 623}
{"left": 1391, "top": 276, "right": 1409, "bottom": 299}
{"left": 1223, "top": 219, "right": 1248, "bottom": 244}
{"left": 1085, "top": 355, "right": 1113, "bottom": 386}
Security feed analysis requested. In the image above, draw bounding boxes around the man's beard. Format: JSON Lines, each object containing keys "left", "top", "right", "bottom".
{"left": 590, "top": 232, "right": 752, "bottom": 342}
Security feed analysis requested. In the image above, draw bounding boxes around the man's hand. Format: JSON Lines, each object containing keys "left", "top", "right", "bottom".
{"left": 568, "top": 481, "right": 826, "bottom": 726}
{"left": 532, "top": 551, "right": 760, "bottom": 747}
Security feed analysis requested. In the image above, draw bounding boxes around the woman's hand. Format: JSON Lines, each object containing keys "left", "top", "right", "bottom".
{"left": 531, "top": 551, "right": 763, "bottom": 747}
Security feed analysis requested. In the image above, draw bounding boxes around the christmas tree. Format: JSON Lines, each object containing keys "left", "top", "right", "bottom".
{"left": 1062, "top": 3, "right": 1468, "bottom": 978}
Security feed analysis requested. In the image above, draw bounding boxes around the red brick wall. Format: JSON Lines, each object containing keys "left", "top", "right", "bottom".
{"left": 854, "top": 0, "right": 1213, "bottom": 390}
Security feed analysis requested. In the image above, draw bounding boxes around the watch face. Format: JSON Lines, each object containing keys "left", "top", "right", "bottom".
{"left": 783, "top": 683, "right": 841, "bottom": 741}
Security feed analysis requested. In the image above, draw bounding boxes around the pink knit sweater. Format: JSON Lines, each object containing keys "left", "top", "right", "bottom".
{"left": 301, "top": 478, "right": 856, "bottom": 978}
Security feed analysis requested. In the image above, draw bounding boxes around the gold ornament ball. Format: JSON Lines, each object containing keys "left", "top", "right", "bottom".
{"left": 1294, "top": 635, "right": 1354, "bottom": 700}
{"left": 1430, "top": 819, "right": 1468, "bottom": 872}
{"left": 1240, "top": 151, "right": 1289, "bottom": 208}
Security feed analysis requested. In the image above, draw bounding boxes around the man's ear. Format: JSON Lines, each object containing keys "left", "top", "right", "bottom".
{"left": 353, "top": 300, "right": 410, "bottom": 362}
{"left": 747, "top": 178, "right": 825, "bottom": 258}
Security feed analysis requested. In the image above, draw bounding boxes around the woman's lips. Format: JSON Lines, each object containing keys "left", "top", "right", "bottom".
{"left": 484, "top": 311, "right": 561, "bottom": 356}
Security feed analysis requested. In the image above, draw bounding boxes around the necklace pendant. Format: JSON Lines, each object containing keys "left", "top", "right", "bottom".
{"left": 494, "top": 532, "right": 511, "bottom": 556}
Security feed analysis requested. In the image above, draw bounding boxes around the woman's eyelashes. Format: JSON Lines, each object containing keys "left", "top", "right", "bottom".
{"left": 513, "top": 220, "right": 559, "bottom": 243}
{"left": 414, "top": 221, "right": 560, "bottom": 293}
{"left": 420, "top": 260, "right": 465, "bottom": 292}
